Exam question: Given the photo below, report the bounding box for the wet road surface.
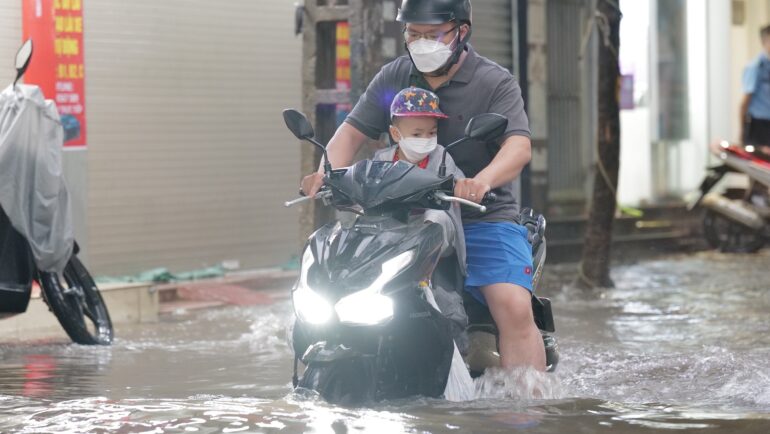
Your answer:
[1,251,769,433]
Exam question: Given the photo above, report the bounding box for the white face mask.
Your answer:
[395,128,438,162]
[407,31,458,73]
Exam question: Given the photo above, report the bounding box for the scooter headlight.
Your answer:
[335,291,394,325]
[293,247,333,325]
[334,250,414,325]
[293,286,333,325]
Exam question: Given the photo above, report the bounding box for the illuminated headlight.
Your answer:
[293,286,333,325]
[335,291,394,325]
[292,247,332,325]
[334,250,414,326]
[293,249,414,326]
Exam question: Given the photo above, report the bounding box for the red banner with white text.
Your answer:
[22,0,87,148]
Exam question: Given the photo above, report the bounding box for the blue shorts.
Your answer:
[464,222,533,306]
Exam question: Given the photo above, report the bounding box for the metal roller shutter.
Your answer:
[0,1,22,86]
[471,0,514,72]
[82,0,303,275]
[547,0,588,202]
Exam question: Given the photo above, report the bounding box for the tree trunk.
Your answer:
[577,0,622,289]
[298,1,383,245]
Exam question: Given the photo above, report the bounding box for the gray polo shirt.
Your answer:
[346,45,531,223]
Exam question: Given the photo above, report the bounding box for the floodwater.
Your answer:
[1,251,770,433]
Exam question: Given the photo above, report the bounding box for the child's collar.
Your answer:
[393,147,430,169]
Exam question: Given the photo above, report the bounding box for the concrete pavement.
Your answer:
[0,268,297,342]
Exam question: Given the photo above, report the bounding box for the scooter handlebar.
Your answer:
[286,189,493,210]
[284,190,331,208]
[434,192,487,213]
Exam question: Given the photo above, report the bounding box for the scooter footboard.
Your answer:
[532,297,555,333]
[464,292,556,334]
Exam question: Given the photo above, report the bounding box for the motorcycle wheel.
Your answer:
[703,209,765,253]
[298,358,377,405]
[39,255,113,345]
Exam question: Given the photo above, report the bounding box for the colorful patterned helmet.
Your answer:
[390,87,448,119]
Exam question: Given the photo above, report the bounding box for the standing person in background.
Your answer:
[741,25,770,150]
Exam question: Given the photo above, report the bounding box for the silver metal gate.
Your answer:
[547,0,596,205]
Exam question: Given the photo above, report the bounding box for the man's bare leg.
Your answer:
[481,283,546,371]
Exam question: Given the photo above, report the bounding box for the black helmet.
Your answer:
[397,0,472,26]
[397,0,472,77]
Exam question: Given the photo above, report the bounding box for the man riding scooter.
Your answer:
[301,0,545,371]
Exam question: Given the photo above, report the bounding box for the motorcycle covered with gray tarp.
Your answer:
[0,40,112,345]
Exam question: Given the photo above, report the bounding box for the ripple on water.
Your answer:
[2,252,770,432]
[557,342,770,411]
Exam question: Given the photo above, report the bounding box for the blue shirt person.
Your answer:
[743,55,770,120]
[741,25,770,146]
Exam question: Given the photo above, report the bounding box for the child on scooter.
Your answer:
[376,87,468,325]
[373,87,466,262]
[373,87,474,399]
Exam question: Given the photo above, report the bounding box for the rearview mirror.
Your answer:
[13,39,33,88]
[464,113,508,142]
[438,113,509,177]
[282,108,332,174]
[283,109,316,141]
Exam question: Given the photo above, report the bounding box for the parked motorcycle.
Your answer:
[283,109,558,405]
[690,140,770,253]
[0,40,113,345]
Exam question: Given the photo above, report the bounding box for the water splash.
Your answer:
[474,367,564,401]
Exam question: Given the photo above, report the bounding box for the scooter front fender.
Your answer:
[297,341,379,406]
[688,165,732,210]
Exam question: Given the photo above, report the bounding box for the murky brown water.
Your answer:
[1,251,770,433]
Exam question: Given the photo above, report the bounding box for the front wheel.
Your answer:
[39,255,113,345]
[297,358,378,405]
[702,209,765,253]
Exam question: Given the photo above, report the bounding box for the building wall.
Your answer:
[546,0,596,207]
[527,0,550,211]
[617,0,652,206]
[1,0,302,276]
[617,0,749,205]
[0,1,22,85]
[473,0,515,71]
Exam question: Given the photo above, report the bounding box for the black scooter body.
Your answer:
[291,160,465,404]
[0,207,35,316]
[285,110,557,405]
[304,216,443,300]
[291,160,559,404]
[293,283,454,404]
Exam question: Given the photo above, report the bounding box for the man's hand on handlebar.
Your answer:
[300,172,324,197]
[454,178,491,204]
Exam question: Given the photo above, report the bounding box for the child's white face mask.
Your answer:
[395,128,438,162]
